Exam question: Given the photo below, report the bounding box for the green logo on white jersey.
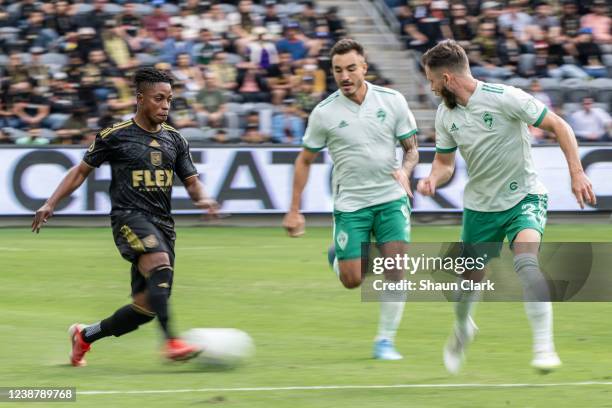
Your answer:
[509,181,518,191]
[376,108,386,123]
[450,123,459,132]
[483,112,494,129]
[338,120,349,128]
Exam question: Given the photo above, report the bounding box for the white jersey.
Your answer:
[303,82,418,212]
[435,81,548,212]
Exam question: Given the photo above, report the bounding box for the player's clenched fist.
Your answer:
[282,211,305,237]
[417,177,436,197]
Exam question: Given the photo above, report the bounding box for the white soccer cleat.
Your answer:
[443,316,478,375]
[373,339,403,360]
[531,351,562,373]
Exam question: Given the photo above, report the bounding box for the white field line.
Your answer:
[78,381,612,396]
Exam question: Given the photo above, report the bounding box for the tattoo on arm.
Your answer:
[400,136,419,177]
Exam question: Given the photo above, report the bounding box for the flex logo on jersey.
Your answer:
[338,120,349,128]
[482,112,494,129]
[376,108,386,123]
[450,123,459,132]
[132,169,174,188]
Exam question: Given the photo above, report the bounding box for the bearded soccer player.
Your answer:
[283,39,419,360]
[31,68,219,366]
[417,40,596,373]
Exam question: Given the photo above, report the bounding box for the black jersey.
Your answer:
[83,119,198,223]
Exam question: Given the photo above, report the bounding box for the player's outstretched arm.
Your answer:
[282,149,318,237]
[183,175,220,218]
[394,136,419,198]
[537,111,596,209]
[32,161,93,233]
[417,152,455,197]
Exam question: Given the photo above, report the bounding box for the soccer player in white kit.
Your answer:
[283,39,419,360]
[417,40,596,373]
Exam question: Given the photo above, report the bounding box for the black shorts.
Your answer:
[111,210,176,295]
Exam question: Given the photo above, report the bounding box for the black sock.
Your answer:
[146,266,174,339]
[82,304,155,343]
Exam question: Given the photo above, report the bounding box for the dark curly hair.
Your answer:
[134,67,173,93]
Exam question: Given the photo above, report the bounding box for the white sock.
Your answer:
[455,287,480,337]
[333,257,340,278]
[514,253,555,353]
[376,301,405,342]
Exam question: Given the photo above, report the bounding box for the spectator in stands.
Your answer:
[168,81,199,129]
[267,51,298,105]
[403,0,448,53]
[160,22,194,65]
[144,0,171,42]
[229,0,258,36]
[574,27,608,78]
[195,72,229,131]
[102,21,140,71]
[559,0,581,41]
[47,71,81,117]
[208,51,239,93]
[271,98,305,144]
[11,81,50,130]
[27,47,51,88]
[531,41,586,79]
[241,109,268,144]
[497,27,524,76]
[529,1,561,43]
[478,1,503,36]
[324,6,345,40]
[118,2,141,28]
[293,76,322,119]
[580,0,611,45]
[55,102,89,144]
[15,0,39,24]
[498,0,532,43]
[0,96,20,129]
[106,77,136,119]
[263,0,284,36]
[79,0,110,36]
[448,2,474,49]
[569,97,612,142]
[248,26,279,70]
[172,52,204,97]
[192,28,223,67]
[48,0,77,38]
[201,2,230,37]
[470,22,513,79]
[20,9,56,51]
[296,0,318,38]
[74,27,104,63]
[3,52,30,84]
[80,49,121,101]
[276,21,309,64]
[295,57,327,95]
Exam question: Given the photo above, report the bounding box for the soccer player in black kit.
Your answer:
[31,68,219,366]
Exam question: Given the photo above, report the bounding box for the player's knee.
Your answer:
[340,271,362,289]
[138,252,171,277]
[146,265,173,299]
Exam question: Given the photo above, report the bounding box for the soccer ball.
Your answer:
[182,328,255,368]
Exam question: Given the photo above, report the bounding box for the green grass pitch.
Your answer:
[2,225,612,407]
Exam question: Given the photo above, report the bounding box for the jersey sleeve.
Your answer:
[175,134,199,181]
[503,86,548,127]
[302,107,327,152]
[434,107,457,153]
[394,93,418,141]
[82,132,112,168]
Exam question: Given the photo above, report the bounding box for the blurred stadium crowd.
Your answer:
[0,0,610,145]
[391,0,612,143]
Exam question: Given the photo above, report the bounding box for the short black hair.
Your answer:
[134,67,173,93]
[330,38,364,60]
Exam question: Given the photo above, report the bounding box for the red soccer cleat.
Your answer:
[68,324,91,367]
[164,338,202,362]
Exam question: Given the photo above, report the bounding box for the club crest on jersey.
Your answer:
[151,151,162,166]
[482,112,494,129]
[336,230,349,251]
[376,108,386,123]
